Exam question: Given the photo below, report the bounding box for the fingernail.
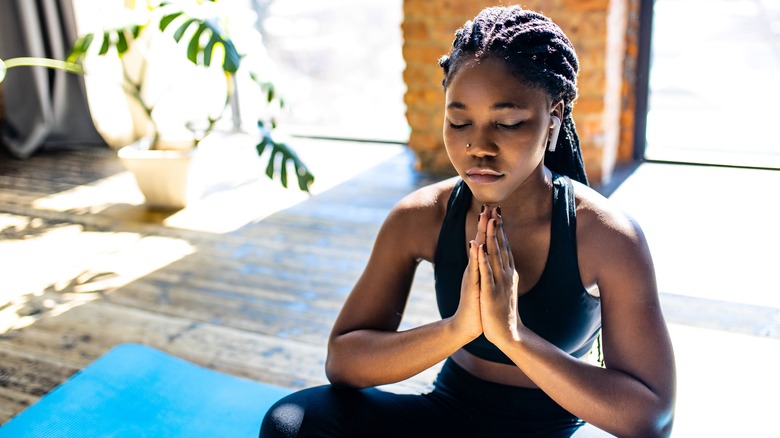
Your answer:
[480,244,487,254]
[496,206,502,217]
[480,204,486,214]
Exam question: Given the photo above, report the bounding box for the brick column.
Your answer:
[402,0,639,185]
[619,0,642,162]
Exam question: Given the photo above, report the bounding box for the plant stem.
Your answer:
[120,54,159,148]
[4,57,84,75]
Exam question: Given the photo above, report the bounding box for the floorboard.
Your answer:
[0,139,440,423]
[3,140,778,435]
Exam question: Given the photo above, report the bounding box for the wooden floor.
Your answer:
[2,140,780,436]
[0,139,441,423]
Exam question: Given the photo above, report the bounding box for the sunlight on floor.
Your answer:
[31,134,406,234]
[608,163,780,309]
[669,323,780,437]
[9,135,405,336]
[31,172,146,214]
[0,213,194,334]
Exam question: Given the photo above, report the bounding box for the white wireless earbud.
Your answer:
[547,115,561,152]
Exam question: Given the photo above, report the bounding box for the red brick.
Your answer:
[403,45,449,65]
[573,97,605,113]
[403,0,636,181]
[408,131,442,151]
[401,20,429,41]
[562,0,610,12]
[402,65,432,88]
[406,109,436,132]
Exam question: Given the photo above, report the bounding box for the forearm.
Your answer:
[500,328,673,438]
[326,317,472,388]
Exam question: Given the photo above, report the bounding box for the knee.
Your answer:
[259,397,306,438]
[259,385,342,438]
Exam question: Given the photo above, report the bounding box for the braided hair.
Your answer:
[439,6,588,186]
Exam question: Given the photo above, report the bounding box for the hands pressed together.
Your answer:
[454,205,523,348]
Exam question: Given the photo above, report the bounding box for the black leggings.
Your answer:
[260,358,611,437]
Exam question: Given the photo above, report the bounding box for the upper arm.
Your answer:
[329,184,447,340]
[581,199,676,406]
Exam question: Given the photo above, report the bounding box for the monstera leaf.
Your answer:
[68,25,142,62]
[256,123,314,192]
[68,13,239,74]
[160,12,240,73]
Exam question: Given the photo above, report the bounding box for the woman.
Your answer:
[261,6,675,437]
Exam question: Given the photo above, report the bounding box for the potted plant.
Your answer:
[66,0,313,209]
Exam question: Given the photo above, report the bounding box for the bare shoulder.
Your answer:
[570,180,652,284]
[394,177,457,213]
[382,176,460,262]
[571,181,644,242]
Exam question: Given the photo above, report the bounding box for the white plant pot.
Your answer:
[117,139,199,209]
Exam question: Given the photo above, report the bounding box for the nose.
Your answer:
[467,131,498,158]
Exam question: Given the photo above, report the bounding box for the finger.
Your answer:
[475,205,489,247]
[467,240,480,285]
[502,224,514,271]
[493,208,512,270]
[478,243,494,292]
[486,217,504,269]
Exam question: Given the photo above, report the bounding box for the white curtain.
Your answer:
[0,0,104,158]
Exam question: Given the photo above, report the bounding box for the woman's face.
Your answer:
[443,56,556,204]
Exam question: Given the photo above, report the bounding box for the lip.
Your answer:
[466,167,504,184]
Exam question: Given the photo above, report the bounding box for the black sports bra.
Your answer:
[434,173,601,364]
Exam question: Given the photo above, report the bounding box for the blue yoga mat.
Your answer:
[0,343,292,437]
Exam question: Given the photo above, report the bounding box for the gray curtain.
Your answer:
[0,0,104,158]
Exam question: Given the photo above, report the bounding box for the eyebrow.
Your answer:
[446,101,527,110]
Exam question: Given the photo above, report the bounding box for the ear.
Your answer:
[547,100,565,153]
[550,100,564,121]
[547,115,561,152]
[546,100,565,152]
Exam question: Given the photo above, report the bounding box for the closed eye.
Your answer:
[496,121,524,129]
[448,121,471,129]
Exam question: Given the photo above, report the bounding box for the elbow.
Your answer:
[647,394,675,438]
[623,380,675,438]
[627,421,671,438]
[652,409,675,438]
[624,405,675,438]
[603,394,674,438]
[630,419,673,438]
[325,354,369,389]
[325,341,369,389]
[324,353,349,387]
